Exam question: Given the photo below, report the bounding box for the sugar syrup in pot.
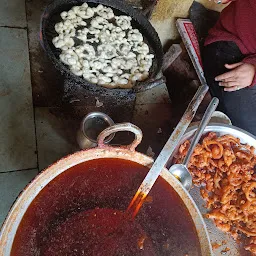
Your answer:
[0,123,212,255]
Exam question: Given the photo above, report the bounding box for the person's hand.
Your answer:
[215,62,256,92]
[210,0,231,4]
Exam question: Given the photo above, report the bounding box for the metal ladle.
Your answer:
[169,97,219,190]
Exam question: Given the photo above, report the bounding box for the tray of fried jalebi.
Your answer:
[170,124,256,256]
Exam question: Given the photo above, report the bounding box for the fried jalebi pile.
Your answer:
[174,132,256,254]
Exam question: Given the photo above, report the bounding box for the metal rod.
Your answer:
[183,97,219,166]
[127,84,209,217]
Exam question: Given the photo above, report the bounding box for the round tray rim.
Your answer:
[187,123,256,141]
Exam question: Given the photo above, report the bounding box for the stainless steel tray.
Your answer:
[168,124,256,256]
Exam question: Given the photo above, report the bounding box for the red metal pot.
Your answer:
[0,123,212,255]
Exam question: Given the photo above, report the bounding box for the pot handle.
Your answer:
[97,123,143,151]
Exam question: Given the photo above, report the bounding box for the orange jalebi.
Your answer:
[174,132,256,254]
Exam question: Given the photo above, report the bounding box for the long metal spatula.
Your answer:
[127,84,209,218]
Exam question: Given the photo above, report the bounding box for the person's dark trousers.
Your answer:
[202,41,256,136]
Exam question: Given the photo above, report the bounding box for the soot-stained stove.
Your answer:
[63,77,136,110]
[30,43,136,124]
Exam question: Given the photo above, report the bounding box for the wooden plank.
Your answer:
[162,44,182,72]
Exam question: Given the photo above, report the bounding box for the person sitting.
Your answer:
[203,0,256,135]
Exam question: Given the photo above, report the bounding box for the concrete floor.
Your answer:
[0,0,175,227]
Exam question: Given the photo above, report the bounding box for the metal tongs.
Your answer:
[127,84,210,217]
